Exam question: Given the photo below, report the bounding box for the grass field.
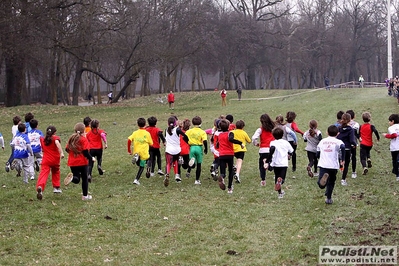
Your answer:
[0,88,398,265]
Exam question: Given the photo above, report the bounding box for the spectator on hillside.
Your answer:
[324,76,330,90]
[107,91,113,104]
[236,87,242,100]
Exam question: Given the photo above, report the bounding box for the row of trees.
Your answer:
[0,0,398,106]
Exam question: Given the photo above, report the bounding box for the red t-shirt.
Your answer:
[146,126,162,149]
[86,128,105,149]
[217,131,234,156]
[66,136,90,167]
[168,93,175,103]
[260,129,274,148]
[180,130,190,155]
[40,136,61,166]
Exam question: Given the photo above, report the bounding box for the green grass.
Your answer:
[0,88,398,265]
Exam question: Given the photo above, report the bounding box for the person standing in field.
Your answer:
[236,87,242,100]
[220,88,227,106]
[107,91,113,104]
[64,123,96,200]
[167,91,175,109]
[359,75,364,88]
[36,126,64,200]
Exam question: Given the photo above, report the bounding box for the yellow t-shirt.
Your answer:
[185,126,207,146]
[127,128,153,160]
[232,129,251,152]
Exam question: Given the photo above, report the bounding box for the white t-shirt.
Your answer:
[269,139,293,167]
[388,124,399,151]
[165,127,181,155]
[317,136,344,169]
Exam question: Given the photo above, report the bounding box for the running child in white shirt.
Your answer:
[263,127,293,199]
[316,125,345,204]
[382,114,399,181]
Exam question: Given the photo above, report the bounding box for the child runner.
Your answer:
[337,113,357,186]
[226,114,236,131]
[24,112,34,133]
[346,110,360,179]
[334,110,344,127]
[285,111,304,173]
[303,119,322,177]
[359,112,380,175]
[167,91,175,109]
[86,119,108,182]
[178,118,192,178]
[36,126,65,200]
[83,116,92,133]
[231,120,251,183]
[382,114,399,181]
[220,88,227,106]
[164,116,189,186]
[127,118,153,185]
[316,125,345,204]
[11,123,34,183]
[28,119,44,173]
[185,116,208,185]
[263,127,294,199]
[64,123,96,200]
[217,119,243,194]
[146,116,166,178]
[275,115,298,147]
[251,113,275,186]
[5,116,21,174]
[209,119,221,180]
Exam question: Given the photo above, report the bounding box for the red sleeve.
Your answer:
[127,139,132,153]
[385,133,397,139]
[291,122,304,135]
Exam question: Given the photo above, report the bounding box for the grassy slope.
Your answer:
[0,88,398,266]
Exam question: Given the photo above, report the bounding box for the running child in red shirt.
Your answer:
[359,112,380,175]
[36,126,64,200]
[217,119,244,194]
[64,123,96,200]
[86,119,108,182]
[146,116,166,178]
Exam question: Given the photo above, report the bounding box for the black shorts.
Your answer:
[234,151,245,160]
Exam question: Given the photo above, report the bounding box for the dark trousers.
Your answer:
[288,141,297,171]
[148,147,162,172]
[258,153,269,181]
[307,151,318,172]
[70,165,89,196]
[391,151,399,177]
[89,148,103,175]
[341,149,351,180]
[219,155,234,189]
[359,144,372,168]
[351,147,357,173]
[318,167,338,199]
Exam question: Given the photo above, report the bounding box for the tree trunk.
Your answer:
[72,60,83,105]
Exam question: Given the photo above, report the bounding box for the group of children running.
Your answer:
[5,108,395,205]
